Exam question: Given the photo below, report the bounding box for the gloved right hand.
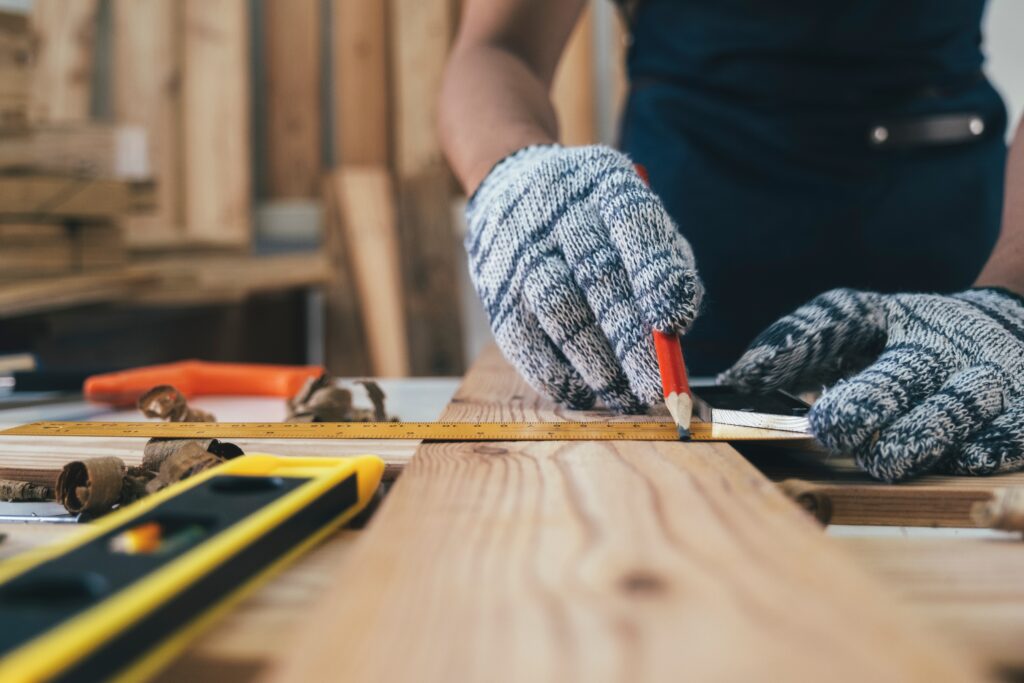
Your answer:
[465,144,703,413]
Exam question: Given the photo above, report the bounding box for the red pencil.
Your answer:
[652,330,693,440]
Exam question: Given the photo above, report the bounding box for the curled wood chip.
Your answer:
[286,374,396,422]
[0,479,52,502]
[57,457,126,514]
[143,438,243,472]
[971,488,1024,532]
[138,384,215,422]
[145,441,224,494]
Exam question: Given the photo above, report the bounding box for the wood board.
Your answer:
[27,0,98,124]
[181,0,251,246]
[839,536,1024,675]
[0,434,417,488]
[272,344,982,681]
[112,0,184,247]
[0,175,155,219]
[327,167,409,376]
[0,124,148,178]
[263,0,322,198]
[0,11,32,128]
[742,444,1024,528]
[331,0,389,166]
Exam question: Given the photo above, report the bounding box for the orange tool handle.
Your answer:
[84,360,325,407]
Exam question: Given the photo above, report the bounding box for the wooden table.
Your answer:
[2,347,1023,680]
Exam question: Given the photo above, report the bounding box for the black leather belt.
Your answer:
[868,112,989,149]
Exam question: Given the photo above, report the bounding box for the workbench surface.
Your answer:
[1,365,1022,680]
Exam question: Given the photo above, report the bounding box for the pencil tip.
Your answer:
[677,425,691,441]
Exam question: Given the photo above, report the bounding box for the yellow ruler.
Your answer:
[0,420,812,442]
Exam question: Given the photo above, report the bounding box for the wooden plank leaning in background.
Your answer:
[112,0,183,247]
[181,0,251,247]
[389,0,464,375]
[0,11,30,128]
[27,0,98,124]
[328,167,410,376]
[331,0,390,166]
[274,344,982,682]
[263,0,322,199]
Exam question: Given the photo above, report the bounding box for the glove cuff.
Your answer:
[969,286,1024,309]
[467,144,563,217]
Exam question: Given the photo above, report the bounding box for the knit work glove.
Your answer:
[466,145,703,413]
[720,288,1024,482]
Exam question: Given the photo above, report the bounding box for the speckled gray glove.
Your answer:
[466,144,703,413]
[720,288,1024,482]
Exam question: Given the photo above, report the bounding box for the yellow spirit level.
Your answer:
[0,453,384,683]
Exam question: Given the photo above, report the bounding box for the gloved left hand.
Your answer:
[719,287,1024,482]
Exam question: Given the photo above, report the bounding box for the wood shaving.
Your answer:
[0,479,52,502]
[137,384,215,422]
[286,374,397,422]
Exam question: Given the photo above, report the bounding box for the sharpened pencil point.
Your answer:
[676,425,691,441]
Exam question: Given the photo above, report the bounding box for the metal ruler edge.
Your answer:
[0,420,814,442]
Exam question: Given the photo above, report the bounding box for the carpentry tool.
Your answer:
[0,419,814,442]
[633,164,694,441]
[0,453,384,683]
[693,385,811,433]
[84,360,325,407]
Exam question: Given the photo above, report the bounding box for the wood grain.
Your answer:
[0,270,154,318]
[0,124,148,178]
[0,435,416,488]
[263,0,322,198]
[744,445,1024,527]
[0,11,33,127]
[389,0,464,375]
[840,537,1024,675]
[0,175,155,219]
[112,0,184,247]
[181,0,251,246]
[331,0,389,165]
[328,167,409,376]
[274,345,982,681]
[27,0,98,124]
[322,172,372,375]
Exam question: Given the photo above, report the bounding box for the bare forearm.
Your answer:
[976,118,1024,295]
[440,45,558,194]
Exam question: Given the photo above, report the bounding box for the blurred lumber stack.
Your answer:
[7,0,622,374]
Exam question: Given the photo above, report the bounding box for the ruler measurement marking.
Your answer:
[0,421,812,442]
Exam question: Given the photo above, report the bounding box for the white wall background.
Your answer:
[984,0,1024,134]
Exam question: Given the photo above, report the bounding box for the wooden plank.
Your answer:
[322,173,372,376]
[0,434,414,489]
[27,0,98,124]
[551,3,596,146]
[263,0,322,198]
[0,124,149,177]
[742,445,1024,528]
[331,0,389,165]
[181,0,252,246]
[273,344,982,681]
[0,270,155,318]
[840,537,1024,675]
[0,176,155,219]
[0,11,31,128]
[328,167,409,376]
[112,0,184,247]
[389,0,463,375]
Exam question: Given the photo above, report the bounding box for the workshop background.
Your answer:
[0,0,1022,382]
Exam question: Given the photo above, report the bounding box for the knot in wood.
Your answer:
[473,445,508,456]
[619,570,668,597]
